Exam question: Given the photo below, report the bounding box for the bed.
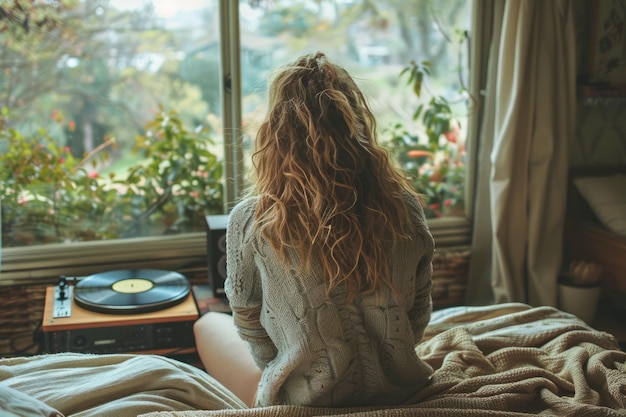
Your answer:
[1,302,625,417]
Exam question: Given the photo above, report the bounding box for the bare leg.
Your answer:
[193,312,262,407]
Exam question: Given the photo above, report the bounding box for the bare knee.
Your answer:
[194,312,231,339]
[195,312,233,360]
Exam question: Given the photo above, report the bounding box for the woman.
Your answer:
[194,52,434,408]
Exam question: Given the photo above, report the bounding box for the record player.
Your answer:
[42,269,199,355]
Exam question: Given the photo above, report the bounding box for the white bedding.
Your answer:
[0,353,244,417]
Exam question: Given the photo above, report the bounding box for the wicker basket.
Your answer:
[431,246,471,310]
[0,284,47,356]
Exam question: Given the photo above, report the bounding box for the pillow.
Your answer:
[573,174,626,237]
[0,384,64,417]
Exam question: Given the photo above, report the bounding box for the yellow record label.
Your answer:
[112,278,154,294]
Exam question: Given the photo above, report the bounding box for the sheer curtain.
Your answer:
[465,0,577,307]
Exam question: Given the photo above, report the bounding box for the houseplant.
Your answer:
[558,260,603,324]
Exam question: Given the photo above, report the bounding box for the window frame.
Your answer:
[1,218,472,286]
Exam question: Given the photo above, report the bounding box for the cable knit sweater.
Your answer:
[224,193,435,408]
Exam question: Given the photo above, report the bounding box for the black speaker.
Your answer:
[205,214,229,296]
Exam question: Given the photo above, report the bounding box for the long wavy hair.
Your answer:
[252,52,422,301]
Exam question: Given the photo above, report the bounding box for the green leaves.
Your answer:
[400,60,432,98]
[422,95,452,147]
[386,59,467,219]
[124,106,224,233]
[0,105,224,247]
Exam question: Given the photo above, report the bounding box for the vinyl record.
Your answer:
[74,269,191,314]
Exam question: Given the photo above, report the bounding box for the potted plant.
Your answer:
[558,260,603,324]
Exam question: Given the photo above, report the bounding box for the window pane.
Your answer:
[1,1,224,248]
[239,0,472,219]
[1,0,472,253]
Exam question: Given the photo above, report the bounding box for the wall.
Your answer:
[573,0,626,167]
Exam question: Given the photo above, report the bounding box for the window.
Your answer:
[237,0,473,224]
[0,0,472,284]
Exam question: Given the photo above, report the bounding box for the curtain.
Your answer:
[465,0,577,307]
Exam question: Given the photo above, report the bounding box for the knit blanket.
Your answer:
[1,303,625,417]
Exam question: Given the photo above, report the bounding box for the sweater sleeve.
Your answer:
[405,194,435,345]
[408,246,433,344]
[224,199,278,369]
